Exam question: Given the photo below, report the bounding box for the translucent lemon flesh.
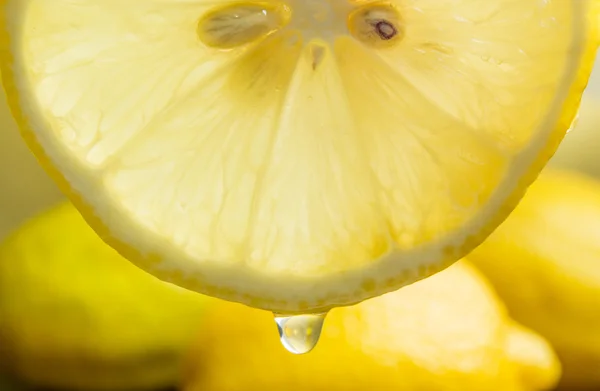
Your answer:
[0,0,597,312]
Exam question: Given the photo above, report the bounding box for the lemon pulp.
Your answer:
[0,0,598,312]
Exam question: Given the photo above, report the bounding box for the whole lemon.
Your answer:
[470,169,600,390]
[0,82,63,239]
[0,201,208,391]
[184,261,559,391]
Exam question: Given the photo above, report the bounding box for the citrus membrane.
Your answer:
[0,0,598,314]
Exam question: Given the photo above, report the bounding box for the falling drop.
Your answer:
[274,312,327,354]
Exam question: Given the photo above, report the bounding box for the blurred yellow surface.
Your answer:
[470,169,600,391]
[549,99,600,176]
[184,261,559,391]
[550,57,600,176]
[0,83,63,240]
[0,202,207,391]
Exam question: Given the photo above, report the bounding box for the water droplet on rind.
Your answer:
[273,312,327,354]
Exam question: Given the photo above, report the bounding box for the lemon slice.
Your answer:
[0,0,598,313]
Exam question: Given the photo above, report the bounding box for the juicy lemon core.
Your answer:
[0,0,598,313]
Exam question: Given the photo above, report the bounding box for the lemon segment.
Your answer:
[0,0,598,312]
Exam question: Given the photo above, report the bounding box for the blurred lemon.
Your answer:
[470,169,600,390]
[184,261,559,391]
[0,201,208,391]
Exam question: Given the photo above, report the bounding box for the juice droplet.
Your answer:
[273,312,327,354]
